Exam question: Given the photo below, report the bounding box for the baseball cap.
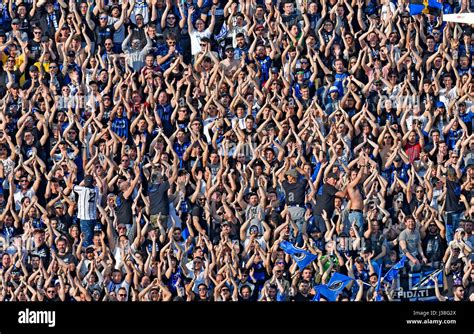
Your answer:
[466,159,474,169]
[67,50,75,57]
[225,44,234,51]
[436,101,445,108]
[255,24,264,30]
[29,65,39,72]
[285,169,298,178]
[271,67,279,73]
[309,226,321,234]
[355,256,364,263]
[54,201,63,208]
[11,18,20,25]
[329,86,339,93]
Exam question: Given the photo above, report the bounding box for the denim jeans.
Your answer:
[444,211,462,243]
[80,219,97,247]
[348,211,364,231]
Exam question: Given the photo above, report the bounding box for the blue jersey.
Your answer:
[382,163,410,185]
[111,116,130,139]
[155,103,173,136]
[256,55,272,84]
[334,72,348,96]
[446,128,463,150]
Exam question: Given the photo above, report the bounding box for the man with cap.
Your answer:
[324,86,341,116]
[21,65,41,90]
[219,44,240,76]
[61,50,80,76]
[6,18,27,42]
[313,171,346,234]
[292,66,317,100]
[148,167,171,229]
[51,200,73,236]
[280,168,309,237]
[66,174,100,247]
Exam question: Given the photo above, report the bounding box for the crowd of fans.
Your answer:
[0,0,473,303]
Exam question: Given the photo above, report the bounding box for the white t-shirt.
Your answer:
[189,29,212,56]
[14,188,35,211]
[73,185,100,220]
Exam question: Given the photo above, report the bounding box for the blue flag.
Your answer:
[279,240,318,269]
[311,289,321,302]
[382,256,407,283]
[412,268,444,289]
[374,264,383,301]
[316,273,354,301]
[409,0,442,16]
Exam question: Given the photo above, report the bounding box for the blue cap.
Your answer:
[329,86,339,93]
[436,101,445,108]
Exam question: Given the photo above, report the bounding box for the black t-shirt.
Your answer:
[57,252,77,266]
[313,183,338,216]
[282,179,307,206]
[446,270,464,297]
[446,180,464,213]
[55,213,74,235]
[28,40,42,61]
[148,178,170,216]
[408,198,423,215]
[291,292,312,301]
[422,233,445,263]
[31,242,51,267]
[96,25,116,47]
[191,205,206,235]
[115,193,133,225]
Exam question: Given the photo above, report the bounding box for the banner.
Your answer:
[392,269,444,301]
[442,13,474,24]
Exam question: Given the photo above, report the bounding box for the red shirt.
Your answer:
[404,142,421,163]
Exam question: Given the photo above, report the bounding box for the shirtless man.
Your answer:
[346,159,368,231]
[219,45,240,77]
